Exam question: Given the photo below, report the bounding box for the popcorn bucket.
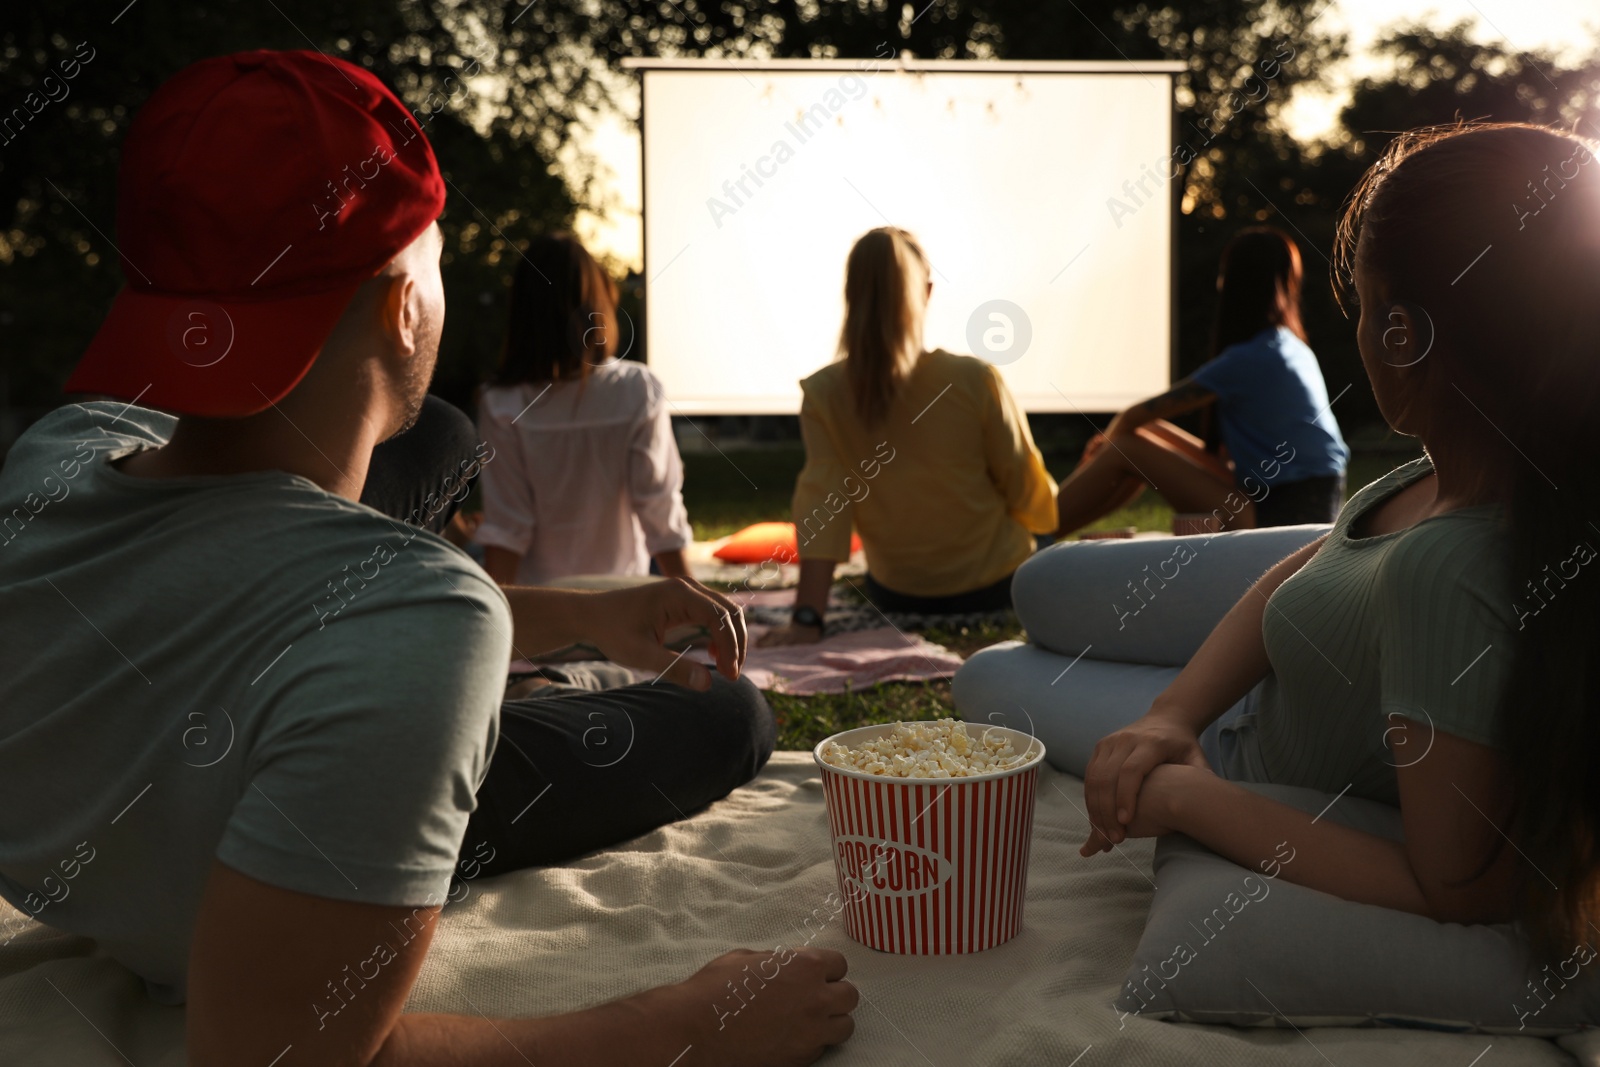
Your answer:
[812,722,1046,954]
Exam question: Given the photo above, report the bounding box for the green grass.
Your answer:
[766,617,1030,749]
[682,445,810,542]
[1070,491,1174,536]
[681,442,1186,542]
[685,440,1421,749]
[768,682,962,752]
[685,442,1421,544]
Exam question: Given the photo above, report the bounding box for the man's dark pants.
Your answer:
[361,396,776,877]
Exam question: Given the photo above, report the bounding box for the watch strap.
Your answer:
[792,605,825,629]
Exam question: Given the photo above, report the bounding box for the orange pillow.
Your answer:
[712,521,862,564]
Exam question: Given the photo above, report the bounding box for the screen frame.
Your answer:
[622,56,1187,415]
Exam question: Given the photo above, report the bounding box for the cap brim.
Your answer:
[66,283,364,418]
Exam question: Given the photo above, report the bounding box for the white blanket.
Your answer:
[0,754,1576,1065]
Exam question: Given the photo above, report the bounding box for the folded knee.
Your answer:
[699,674,776,769]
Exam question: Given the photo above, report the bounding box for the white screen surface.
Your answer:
[638,63,1176,414]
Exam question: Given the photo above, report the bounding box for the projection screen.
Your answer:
[624,58,1184,414]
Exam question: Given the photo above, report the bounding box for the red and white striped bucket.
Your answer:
[812,721,1045,954]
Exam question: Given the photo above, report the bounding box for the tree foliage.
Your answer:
[1,1,604,409]
[1343,23,1600,157]
[1,3,1597,437]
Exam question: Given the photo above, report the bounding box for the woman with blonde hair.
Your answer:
[763,227,1058,645]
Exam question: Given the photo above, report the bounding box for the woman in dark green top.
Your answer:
[1078,122,1600,960]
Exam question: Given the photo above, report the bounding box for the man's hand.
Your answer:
[657,948,857,1067]
[573,578,746,690]
[1080,713,1210,852]
[757,623,823,648]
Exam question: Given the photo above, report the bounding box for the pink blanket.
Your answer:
[508,589,966,695]
[687,623,964,695]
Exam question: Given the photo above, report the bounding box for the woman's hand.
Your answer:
[758,623,824,648]
[445,510,482,547]
[759,560,838,649]
[1075,432,1110,470]
[1079,762,1207,856]
[1081,713,1211,851]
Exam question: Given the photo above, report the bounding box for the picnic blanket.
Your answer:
[736,587,1015,638]
[0,754,1582,1066]
[693,624,964,694]
[513,626,964,696]
[703,589,967,693]
[511,586,973,695]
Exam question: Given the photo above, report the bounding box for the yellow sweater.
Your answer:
[792,349,1058,597]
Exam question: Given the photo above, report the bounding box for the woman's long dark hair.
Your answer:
[1209,226,1308,357]
[492,233,618,387]
[1334,123,1600,958]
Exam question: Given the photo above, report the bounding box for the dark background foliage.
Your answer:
[2,2,1597,443]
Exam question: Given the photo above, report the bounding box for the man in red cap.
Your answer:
[0,50,854,1065]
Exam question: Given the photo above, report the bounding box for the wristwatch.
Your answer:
[792,605,825,631]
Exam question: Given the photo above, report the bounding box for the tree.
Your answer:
[1342,23,1600,158]
[35,1,1598,441]
[0,1,607,413]
[1307,26,1600,434]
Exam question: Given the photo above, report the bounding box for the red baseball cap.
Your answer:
[66,50,446,417]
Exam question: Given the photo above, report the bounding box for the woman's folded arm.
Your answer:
[1144,722,1518,924]
[1082,535,1329,849]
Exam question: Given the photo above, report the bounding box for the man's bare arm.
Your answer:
[187,862,855,1067]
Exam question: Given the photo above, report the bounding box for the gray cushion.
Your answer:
[1012,525,1328,666]
[1120,781,1600,1034]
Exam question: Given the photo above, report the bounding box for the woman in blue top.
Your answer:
[1054,226,1349,536]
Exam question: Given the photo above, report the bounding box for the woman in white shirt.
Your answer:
[475,234,693,585]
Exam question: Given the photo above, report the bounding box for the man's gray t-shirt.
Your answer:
[0,402,511,1003]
